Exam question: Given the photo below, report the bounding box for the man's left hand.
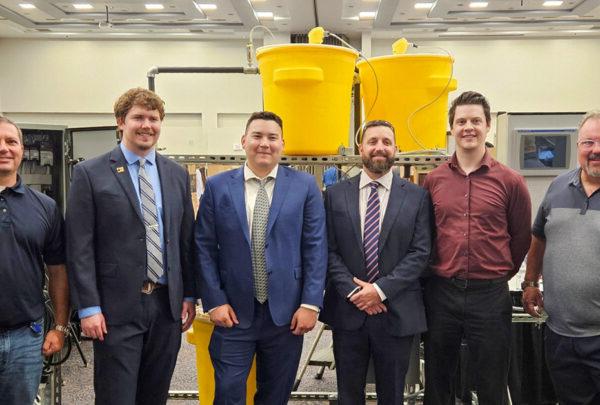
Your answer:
[181,301,196,332]
[42,330,65,356]
[350,277,383,311]
[290,307,318,336]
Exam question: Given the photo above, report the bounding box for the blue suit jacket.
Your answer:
[195,165,327,328]
[320,173,431,337]
[66,147,196,325]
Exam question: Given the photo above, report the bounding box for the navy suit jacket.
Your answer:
[66,146,195,325]
[320,173,431,337]
[195,165,327,329]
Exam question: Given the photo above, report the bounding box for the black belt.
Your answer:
[436,275,508,290]
[0,321,31,333]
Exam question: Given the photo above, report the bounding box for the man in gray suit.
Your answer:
[320,120,431,404]
[66,88,196,405]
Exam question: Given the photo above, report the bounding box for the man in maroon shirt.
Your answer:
[423,91,531,405]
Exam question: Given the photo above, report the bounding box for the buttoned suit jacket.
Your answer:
[66,146,196,325]
[195,165,327,328]
[320,173,431,337]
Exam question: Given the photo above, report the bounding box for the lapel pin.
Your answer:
[116,166,125,173]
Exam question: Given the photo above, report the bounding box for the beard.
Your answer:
[584,153,600,177]
[362,153,395,174]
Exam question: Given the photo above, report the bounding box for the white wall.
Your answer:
[1,36,599,154]
[0,38,263,154]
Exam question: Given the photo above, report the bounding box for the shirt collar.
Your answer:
[244,163,278,182]
[1,175,25,195]
[569,168,583,188]
[359,169,393,191]
[119,142,156,166]
[449,150,494,172]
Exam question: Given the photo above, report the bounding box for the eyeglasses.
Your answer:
[577,139,600,150]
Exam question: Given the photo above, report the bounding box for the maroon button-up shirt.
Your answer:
[423,152,531,279]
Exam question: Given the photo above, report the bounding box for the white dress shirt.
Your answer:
[359,170,394,301]
[244,163,278,232]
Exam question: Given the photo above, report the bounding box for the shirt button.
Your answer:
[464,194,468,198]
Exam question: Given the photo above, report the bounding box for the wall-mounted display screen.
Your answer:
[517,129,575,171]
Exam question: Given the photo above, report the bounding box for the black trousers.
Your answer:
[93,288,182,405]
[545,326,600,405]
[332,313,413,405]
[423,276,512,405]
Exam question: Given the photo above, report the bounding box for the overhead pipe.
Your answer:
[146,66,259,91]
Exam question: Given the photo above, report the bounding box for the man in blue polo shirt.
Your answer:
[523,110,600,404]
[0,116,69,405]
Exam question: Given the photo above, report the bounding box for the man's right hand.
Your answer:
[363,302,387,316]
[209,304,239,328]
[522,287,544,318]
[81,313,108,341]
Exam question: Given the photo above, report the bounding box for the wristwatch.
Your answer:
[521,280,539,290]
[54,324,70,336]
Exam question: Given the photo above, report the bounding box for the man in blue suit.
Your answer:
[320,120,431,404]
[66,88,196,405]
[196,111,327,405]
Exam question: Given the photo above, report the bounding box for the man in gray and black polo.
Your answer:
[523,110,600,404]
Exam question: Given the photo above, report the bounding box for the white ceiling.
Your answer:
[0,0,599,40]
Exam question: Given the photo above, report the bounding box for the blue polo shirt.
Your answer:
[0,177,65,327]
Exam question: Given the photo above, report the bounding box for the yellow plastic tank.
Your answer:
[187,313,257,404]
[256,42,358,155]
[357,48,457,152]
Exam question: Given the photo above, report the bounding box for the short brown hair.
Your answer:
[245,111,283,133]
[114,88,165,123]
[361,120,395,143]
[448,91,491,128]
[0,115,23,144]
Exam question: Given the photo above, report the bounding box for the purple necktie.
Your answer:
[364,181,380,282]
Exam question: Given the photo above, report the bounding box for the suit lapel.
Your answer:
[345,175,363,257]
[156,154,171,236]
[379,175,407,249]
[109,147,143,223]
[266,166,290,237]
[228,167,251,248]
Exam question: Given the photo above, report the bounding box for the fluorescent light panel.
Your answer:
[543,0,563,6]
[145,4,164,10]
[469,1,489,8]
[414,2,434,9]
[359,11,377,19]
[19,3,36,9]
[73,3,93,9]
[256,11,273,19]
[196,3,217,10]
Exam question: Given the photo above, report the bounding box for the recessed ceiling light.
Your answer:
[469,1,488,8]
[145,4,164,10]
[73,3,93,9]
[414,2,434,9]
[256,11,274,19]
[543,0,563,6]
[359,11,377,19]
[19,3,36,9]
[196,3,217,10]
